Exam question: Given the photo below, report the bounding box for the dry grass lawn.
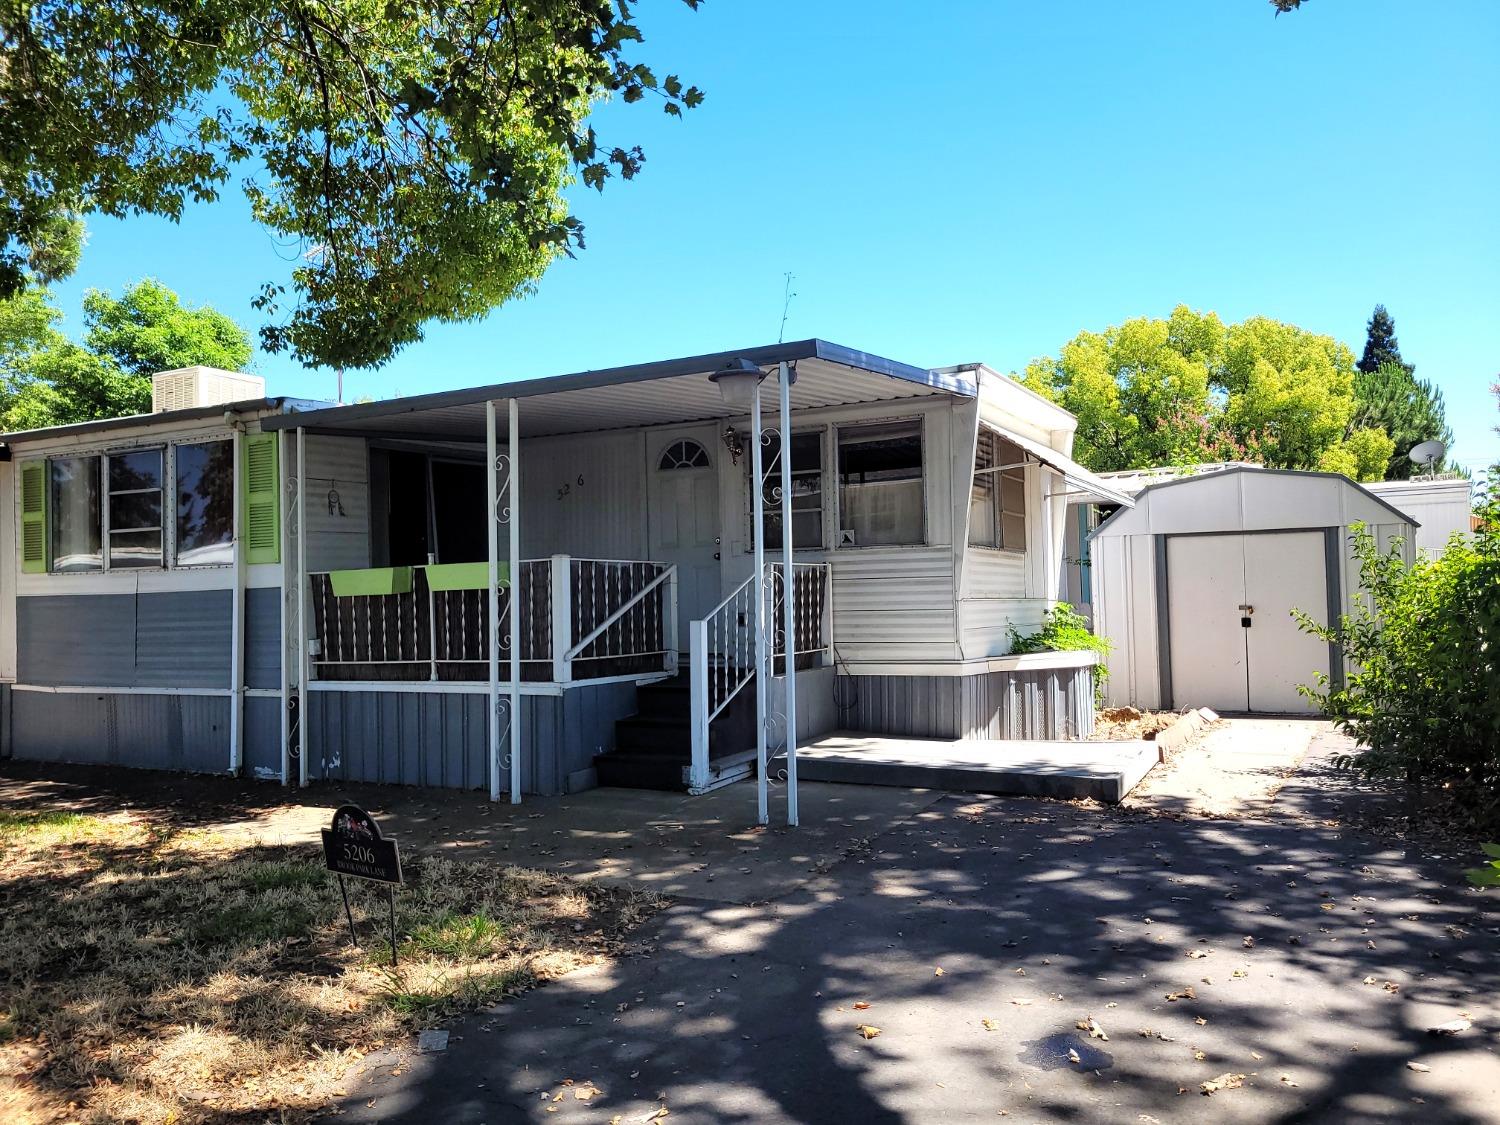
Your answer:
[0,807,663,1123]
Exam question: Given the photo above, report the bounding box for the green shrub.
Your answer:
[1008,602,1111,697]
[1295,471,1500,826]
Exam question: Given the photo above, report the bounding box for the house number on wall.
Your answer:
[557,474,585,500]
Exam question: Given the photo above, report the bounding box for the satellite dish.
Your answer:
[1409,439,1446,475]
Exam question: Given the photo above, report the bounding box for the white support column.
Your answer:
[278,429,291,785]
[508,398,523,804]
[550,555,571,684]
[750,378,769,826]
[486,401,502,801]
[295,426,310,787]
[778,360,799,827]
[228,427,245,774]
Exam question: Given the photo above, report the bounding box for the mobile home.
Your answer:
[0,341,1130,797]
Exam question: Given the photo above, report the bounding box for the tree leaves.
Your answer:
[0,0,705,371]
[1020,305,1395,481]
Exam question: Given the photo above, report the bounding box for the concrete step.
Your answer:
[794,731,1158,804]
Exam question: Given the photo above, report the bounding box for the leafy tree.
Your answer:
[1021,305,1393,480]
[83,279,251,379]
[1351,361,1454,479]
[0,279,252,430]
[1296,473,1500,829]
[0,2,704,371]
[1357,304,1414,376]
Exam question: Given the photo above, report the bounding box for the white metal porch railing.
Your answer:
[688,561,832,792]
[307,557,676,685]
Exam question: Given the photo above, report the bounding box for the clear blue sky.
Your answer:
[47,0,1500,472]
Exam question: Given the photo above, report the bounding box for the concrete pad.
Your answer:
[795,730,1157,803]
[1125,716,1324,817]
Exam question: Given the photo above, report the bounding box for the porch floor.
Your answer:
[794,730,1158,804]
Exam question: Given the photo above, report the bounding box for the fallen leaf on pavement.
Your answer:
[934,967,945,977]
[1363,976,1379,986]
[852,1002,871,1010]
[1428,1019,1471,1036]
[1201,1073,1246,1095]
[1407,1062,1432,1073]
[982,1018,999,1031]
[1067,1047,1081,1065]
[857,1024,882,1040]
[1280,1075,1299,1087]
[1187,950,1209,959]
[1193,1048,1207,1061]
[1242,936,1255,949]
[1165,987,1197,1002]
[1075,1016,1109,1041]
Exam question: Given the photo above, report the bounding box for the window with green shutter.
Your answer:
[242,432,280,564]
[19,460,47,573]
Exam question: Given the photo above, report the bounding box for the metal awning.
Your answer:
[261,339,975,441]
[982,421,1135,507]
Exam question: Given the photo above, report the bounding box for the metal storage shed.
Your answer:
[1090,468,1418,714]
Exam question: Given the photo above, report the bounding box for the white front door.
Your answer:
[646,429,721,657]
[1166,531,1329,714]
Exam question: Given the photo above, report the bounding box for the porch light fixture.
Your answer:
[708,357,766,409]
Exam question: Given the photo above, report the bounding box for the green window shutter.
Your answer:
[19,460,47,573]
[242,433,280,564]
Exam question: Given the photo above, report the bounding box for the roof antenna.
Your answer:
[778,272,797,343]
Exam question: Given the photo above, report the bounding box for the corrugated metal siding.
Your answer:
[11,690,229,771]
[243,696,282,780]
[135,591,232,687]
[304,682,639,794]
[245,587,281,689]
[830,547,959,662]
[18,591,234,688]
[958,597,1050,660]
[844,667,1095,741]
[305,435,370,570]
[519,431,648,559]
[963,549,1027,598]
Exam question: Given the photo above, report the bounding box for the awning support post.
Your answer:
[777,361,799,827]
[750,375,768,827]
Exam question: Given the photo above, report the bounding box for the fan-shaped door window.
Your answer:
[658,439,711,471]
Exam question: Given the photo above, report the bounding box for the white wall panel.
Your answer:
[304,435,370,570]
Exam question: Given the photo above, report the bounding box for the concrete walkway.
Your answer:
[1124,717,1322,817]
[338,726,1500,1124]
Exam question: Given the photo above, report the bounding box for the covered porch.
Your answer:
[264,341,965,811]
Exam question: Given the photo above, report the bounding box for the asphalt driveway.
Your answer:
[340,730,1500,1124]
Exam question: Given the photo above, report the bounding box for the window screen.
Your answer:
[175,439,234,566]
[107,448,163,568]
[837,420,924,546]
[969,430,1027,550]
[760,431,824,549]
[49,455,101,572]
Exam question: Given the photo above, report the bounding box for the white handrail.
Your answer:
[564,564,676,661]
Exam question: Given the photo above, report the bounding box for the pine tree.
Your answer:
[1358,304,1415,376]
[1351,361,1453,479]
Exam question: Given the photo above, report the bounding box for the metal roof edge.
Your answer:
[0,396,329,446]
[263,339,971,432]
[1089,465,1422,537]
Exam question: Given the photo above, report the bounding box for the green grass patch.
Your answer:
[244,860,327,891]
[0,809,98,842]
[404,910,509,959]
[195,902,316,945]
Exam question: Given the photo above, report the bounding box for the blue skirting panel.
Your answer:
[244,696,283,780]
[304,680,638,795]
[11,690,231,772]
[17,589,281,689]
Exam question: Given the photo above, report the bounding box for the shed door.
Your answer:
[646,429,721,657]
[1166,532,1328,714]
